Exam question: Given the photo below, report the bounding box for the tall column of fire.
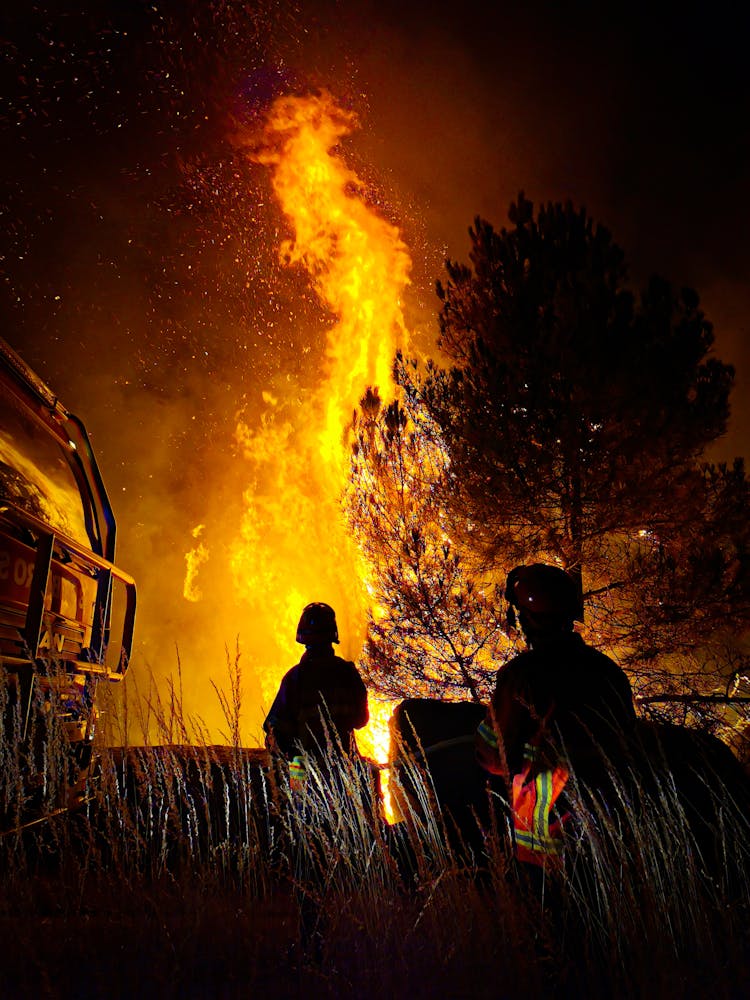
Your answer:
[208,91,411,762]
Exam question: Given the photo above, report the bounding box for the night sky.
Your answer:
[2,0,748,739]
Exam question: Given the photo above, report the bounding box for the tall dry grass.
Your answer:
[0,653,748,999]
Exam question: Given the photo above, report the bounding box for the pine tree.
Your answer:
[348,195,750,723]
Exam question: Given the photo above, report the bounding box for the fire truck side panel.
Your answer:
[0,336,136,826]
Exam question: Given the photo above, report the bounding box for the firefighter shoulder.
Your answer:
[477,563,636,868]
[263,602,369,771]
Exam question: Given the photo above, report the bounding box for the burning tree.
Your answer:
[347,387,506,702]
[349,194,750,722]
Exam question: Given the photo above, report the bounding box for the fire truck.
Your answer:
[0,337,136,826]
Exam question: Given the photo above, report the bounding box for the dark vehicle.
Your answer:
[0,337,135,826]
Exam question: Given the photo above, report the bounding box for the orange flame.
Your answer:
[253,91,410,488]
[184,524,209,603]
[188,91,411,773]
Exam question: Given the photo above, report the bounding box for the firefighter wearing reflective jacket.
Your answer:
[263,602,369,787]
[476,564,636,870]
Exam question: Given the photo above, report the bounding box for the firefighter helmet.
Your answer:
[296,602,340,645]
[505,564,584,627]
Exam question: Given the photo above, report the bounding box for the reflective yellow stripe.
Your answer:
[515,828,565,855]
[512,763,569,860]
[477,719,499,750]
[289,755,307,783]
[535,770,553,842]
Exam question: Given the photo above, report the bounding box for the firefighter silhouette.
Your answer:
[263,602,369,767]
[263,602,372,962]
[476,564,636,870]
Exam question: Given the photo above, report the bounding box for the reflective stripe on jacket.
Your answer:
[477,718,499,750]
[475,715,507,776]
[289,755,308,791]
[511,744,570,868]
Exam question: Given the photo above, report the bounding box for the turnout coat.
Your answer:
[263,646,369,759]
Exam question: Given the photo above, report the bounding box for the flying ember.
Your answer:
[187,91,411,768]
